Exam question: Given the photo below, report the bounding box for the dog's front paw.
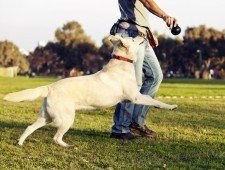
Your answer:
[18,141,23,146]
[169,105,178,110]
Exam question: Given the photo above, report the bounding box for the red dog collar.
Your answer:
[112,55,133,63]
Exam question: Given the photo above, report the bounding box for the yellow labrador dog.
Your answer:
[4,34,177,147]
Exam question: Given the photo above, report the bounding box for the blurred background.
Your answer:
[0,0,224,79]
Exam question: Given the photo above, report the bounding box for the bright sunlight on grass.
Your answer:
[0,77,224,169]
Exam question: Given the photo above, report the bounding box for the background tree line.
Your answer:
[154,25,225,79]
[0,21,224,79]
[0,41,29,74]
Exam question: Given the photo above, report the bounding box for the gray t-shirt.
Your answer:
[118,0,149,27]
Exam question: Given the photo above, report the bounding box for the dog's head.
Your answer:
[108,34,144,62]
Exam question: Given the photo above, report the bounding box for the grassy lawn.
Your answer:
[0,77,224,169]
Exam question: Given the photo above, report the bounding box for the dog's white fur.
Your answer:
[4,34,177,147]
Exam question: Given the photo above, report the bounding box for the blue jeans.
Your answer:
[111,29,163,133]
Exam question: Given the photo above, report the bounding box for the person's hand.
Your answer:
[162,15,178,30]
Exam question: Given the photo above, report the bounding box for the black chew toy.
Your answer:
[171,25,181,35]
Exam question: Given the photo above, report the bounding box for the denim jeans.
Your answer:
[111,29,163,133]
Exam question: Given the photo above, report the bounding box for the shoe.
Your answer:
[110,132,136,141]
[130,123,157,139]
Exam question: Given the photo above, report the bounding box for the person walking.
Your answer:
[110,0,178,140]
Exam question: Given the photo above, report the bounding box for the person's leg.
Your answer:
[111,102,134,133]
[134,41,145,89]
[111,30,145,135]
[132,42,163,127]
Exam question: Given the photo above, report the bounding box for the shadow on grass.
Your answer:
[153,106,225,130]
[0,120,225,169]
[0,120,110,139]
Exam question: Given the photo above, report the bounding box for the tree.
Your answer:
[154,25,225,78]
[28,21,103,76]
[0,40,29,74]
[28,42,66,76]
[55,21,102,74]
[55,21,94,46]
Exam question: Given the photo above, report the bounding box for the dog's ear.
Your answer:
[108,35,119,45]
[108,35,129,48]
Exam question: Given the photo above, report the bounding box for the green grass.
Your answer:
[0,77,225,169]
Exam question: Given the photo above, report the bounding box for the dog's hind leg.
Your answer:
[49,102,75,147]
[53,111,75,147]
[18,99,52,146]
[18,117,50,146]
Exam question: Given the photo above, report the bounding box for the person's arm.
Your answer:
[139,0,178,29]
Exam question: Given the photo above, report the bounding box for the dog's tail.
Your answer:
[3,86,49,102]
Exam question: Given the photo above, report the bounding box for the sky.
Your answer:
[0,0,224,51]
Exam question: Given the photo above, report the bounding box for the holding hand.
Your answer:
[162,15,178,30]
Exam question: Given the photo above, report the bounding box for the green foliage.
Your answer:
[0,41,29,74]
[185,25,224,42]
[55,21,94,46]
[28,21,103,76]
[28,42,67,76]
[155,25,225,78]
[26,22,225,78]
[0,77,224,169]
[184,25,225,58]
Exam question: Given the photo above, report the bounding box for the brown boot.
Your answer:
[130,123,157,139]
